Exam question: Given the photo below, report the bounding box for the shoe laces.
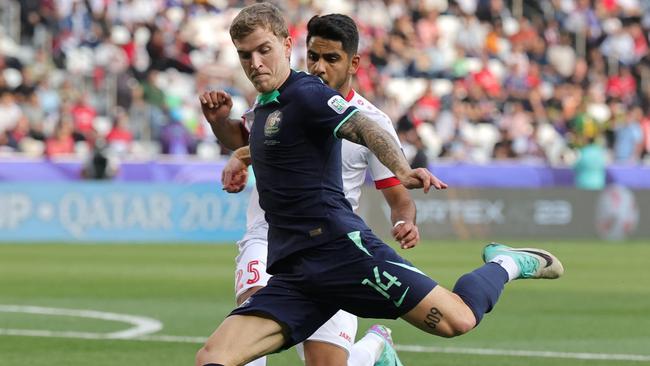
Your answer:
[516,253,540,277]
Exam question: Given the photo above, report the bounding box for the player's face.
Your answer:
[306,36,359,92]
[234,27,292,93]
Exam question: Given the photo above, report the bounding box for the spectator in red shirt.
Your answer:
[510,17,538,49]
[410,82,440,128]
[473,54,501,98]
[70,93,97,138]
[106,108,133,155]
[45,118,76,157]
[607,65,637,101]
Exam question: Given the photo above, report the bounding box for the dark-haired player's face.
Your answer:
[234,27,292,93]
[306,36,358,92]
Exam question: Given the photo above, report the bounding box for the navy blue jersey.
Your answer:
[249,70,371,273]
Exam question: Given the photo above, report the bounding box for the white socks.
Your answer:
[347,333,385,366]
[490,255,520,282]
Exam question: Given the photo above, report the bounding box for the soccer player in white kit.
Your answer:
[202,13,427,366]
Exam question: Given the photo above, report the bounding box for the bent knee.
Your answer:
[419,308,476,338]
[437,317,475,338]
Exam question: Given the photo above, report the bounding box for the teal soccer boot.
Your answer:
[482,243,564,279]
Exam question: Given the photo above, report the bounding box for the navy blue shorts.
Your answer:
[229,230,438,349]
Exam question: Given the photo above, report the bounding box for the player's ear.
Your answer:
[349,54,360,75]
[283,36,293,60]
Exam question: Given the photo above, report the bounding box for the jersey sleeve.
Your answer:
[366,112,403,188]
[297,80,359,137]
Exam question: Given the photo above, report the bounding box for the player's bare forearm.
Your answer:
[199,90,247,150]
[337,112,411,179]
[208,119,247,151]
[232,145,252,166]
[382,185,416,225]
[383,184,420,249]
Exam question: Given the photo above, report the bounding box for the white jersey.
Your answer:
[242,186,269,242]
[237,90,401,243]
[341,90,402,211]
[239,103,269,244]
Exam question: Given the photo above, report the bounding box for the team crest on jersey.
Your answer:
[327,95,349,114]
[264,110,282,137]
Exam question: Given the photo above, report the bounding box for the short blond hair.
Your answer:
[229,2,289,41]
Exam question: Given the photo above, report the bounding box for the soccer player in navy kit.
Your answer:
[196,3,564,366]
[214,14,420,366]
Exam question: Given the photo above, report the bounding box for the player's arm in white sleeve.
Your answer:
[366,115,419,249]
[336,111,448,192]
[199,90,248,150]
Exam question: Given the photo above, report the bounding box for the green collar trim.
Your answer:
[257,90,280,106]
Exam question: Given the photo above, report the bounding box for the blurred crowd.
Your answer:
[0,0,649,168]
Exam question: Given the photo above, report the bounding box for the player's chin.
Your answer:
[252,81,273,93]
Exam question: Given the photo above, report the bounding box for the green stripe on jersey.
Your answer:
[348,231,371,257]
[386,260,425,275]
[333,109,359,138]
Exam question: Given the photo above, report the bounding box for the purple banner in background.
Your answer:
[1,158,649,188]
[0,157,222,183]
[430,162,575,188]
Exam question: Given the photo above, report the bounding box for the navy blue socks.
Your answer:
[452,262,509,324]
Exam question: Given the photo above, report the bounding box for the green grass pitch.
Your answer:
[1,240,649,366]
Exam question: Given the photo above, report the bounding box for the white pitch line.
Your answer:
[1,306,649,363]
[5,331,647,363]
[0,329,207,343]
[0,305,162,339]
[394,344,650,362]
[136,334,208,343]
[0,328,112,340]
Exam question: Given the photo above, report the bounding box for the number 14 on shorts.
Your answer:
[362,266,409,308]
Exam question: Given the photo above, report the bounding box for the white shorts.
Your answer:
[295,310,358,360]
[234,238,271,299]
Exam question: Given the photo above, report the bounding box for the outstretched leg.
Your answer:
[402,243,564,337]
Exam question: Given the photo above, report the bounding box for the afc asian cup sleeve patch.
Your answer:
[327,95,350,114]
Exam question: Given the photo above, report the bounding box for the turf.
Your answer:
[1,240,649,366]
